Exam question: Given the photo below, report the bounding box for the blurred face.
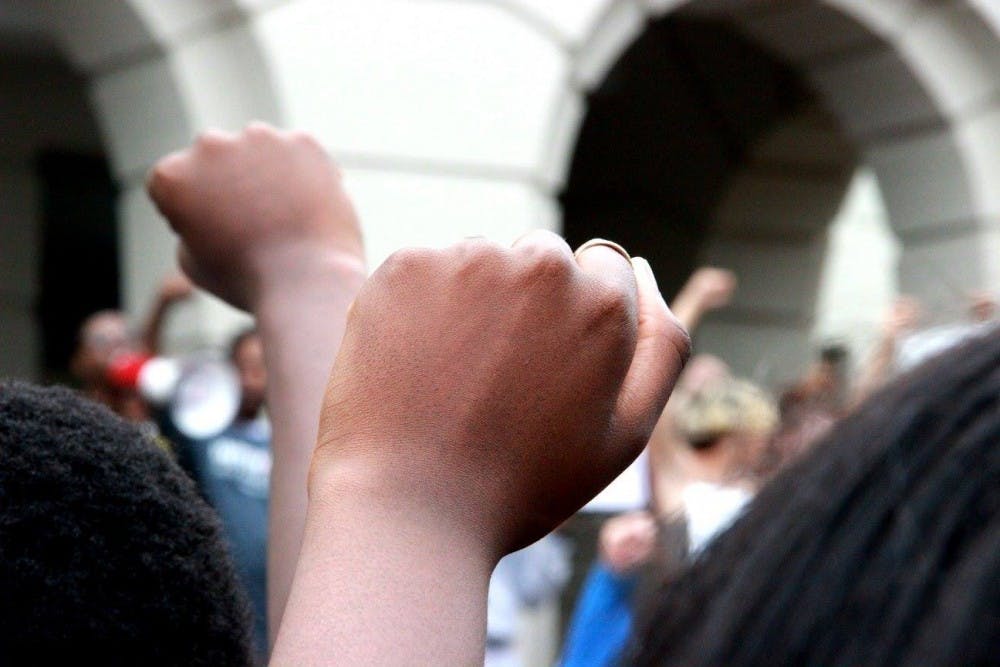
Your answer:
[678,354,730,395]
[74,312,133,385]
[233,334,266,418]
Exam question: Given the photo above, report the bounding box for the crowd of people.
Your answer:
[0,123,997,666]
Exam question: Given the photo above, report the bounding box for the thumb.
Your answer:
[612,257,690,451]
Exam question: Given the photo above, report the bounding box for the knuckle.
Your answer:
[147,159,180,204]
[513,244,571,291]
[453,239,506,274]
[196,129,231,151]
[290,129,323,150]
[382,246,432,275]
[244,120,273,136]
[526,245,571,280]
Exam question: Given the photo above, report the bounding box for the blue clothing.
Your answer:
[185,416,271,658]
[558,562,636,667]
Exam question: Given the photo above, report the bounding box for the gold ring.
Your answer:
[574,238,631,261]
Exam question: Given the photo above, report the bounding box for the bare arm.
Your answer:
[139,272,193,354]
[647,267,736,515]
[256,252,364,645]
[669,266,736,333]
[851,297,922,408]
[147,124,365,646]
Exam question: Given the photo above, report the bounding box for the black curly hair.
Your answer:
[627,328,1000,666]
[0,381,254,665]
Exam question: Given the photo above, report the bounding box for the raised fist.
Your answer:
[147,122,364,310]
[156,271,195,304]
[685,267,737,311]
[312,233,690,556]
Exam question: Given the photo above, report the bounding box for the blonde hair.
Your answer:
[674,377,778,449]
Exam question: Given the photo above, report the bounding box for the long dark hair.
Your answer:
[627,328,1000,666]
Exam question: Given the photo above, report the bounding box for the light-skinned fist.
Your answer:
[157,271,195,304]
[146,122,364,311]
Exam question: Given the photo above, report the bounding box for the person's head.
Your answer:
[0,381,254,665]
[229,328,266,420]
[675,354,731,395]
[628,329,1000,666]
[760,393,838,481]
[673,377,778,482]
[70,310,134,387]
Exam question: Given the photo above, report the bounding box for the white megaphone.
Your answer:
[106,352,241,439]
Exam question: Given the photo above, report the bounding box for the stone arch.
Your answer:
[29,0,285,348]
[542,0,1000,381]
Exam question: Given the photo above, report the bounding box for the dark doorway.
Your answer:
[560,14,811,298]
[36,151,120,383]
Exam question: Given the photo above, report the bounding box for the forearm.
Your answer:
[140,298,171,354]
[255,251,365,646]
[669,290,707,334]
[270,469,494,666]
[851,337,895,408]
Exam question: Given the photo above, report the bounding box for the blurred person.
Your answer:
[178,328,271,658]
[644,268,736,517]
[559,512,658,667]
[761,389,838,481]
[782,343,849,417]
[670,376,778,550]
[70,272,193,420]
[560,377,777,666]
[759,344,850,479]
[627,327,1000,666]
[563,268,736,632]
[647,353,732,515]
[662,375,778,532]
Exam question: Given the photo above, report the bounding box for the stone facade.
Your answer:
[3,0,999,385]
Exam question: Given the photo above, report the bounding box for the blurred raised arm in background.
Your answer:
[147,123,366,647]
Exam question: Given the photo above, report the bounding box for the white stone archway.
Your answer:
[19,0,286,352]
[527,0,1000,381]
[7,0,999,378]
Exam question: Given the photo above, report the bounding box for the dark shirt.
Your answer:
[184,416,271,658]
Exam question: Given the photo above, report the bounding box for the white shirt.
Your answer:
[582,449,651,513]
[681,481,752,554]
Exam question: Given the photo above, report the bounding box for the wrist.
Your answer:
[253,243,366,317]
[274,461,495,664]
[308,453,500,566]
